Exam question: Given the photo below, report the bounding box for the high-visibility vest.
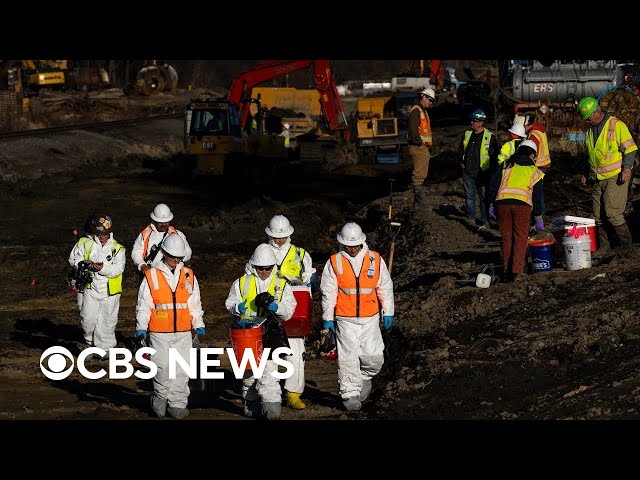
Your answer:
[238,274,286,320]
[141,225,176,260]
[78,237,124,295]
[330,251,381,318]
[462,129,494,171]
[586,116,638,180]
[145,266,194,333]
[282,130,290,148]
[410,104,432,145]
[495,163,544,206]
[277,245,306,280]
[528,130,551,168]
[498,139,520,165]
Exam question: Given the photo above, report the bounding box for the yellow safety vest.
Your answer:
[238,274,286,320]
[528,130,551,168]
[78,237,124,295]
[586,116,638,180]
[277,245,306,280]
[498,139,520,165]
[495,163,544,206]
[463,129,494,171]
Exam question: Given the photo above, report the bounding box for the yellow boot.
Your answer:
[286,392,306,410]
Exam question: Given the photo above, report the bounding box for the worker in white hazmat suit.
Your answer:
[225,243,297,420]
[320,222,395,412]
[131,203,192,275]
[68,213,126,353]
[135,233,205,419]
[263,214,316,410]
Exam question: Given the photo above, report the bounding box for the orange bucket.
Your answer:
[285,285,312,337]
[230,325,264,370]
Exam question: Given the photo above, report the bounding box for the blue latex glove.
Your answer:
[134,329,147,338]
[488,204,496,220]
[323,320,335,333]
[383,316,393,330]
[237,320,255,328]
[237,302,247,314]
[535,219,545,232]
[195,327,205,336]
[267,302,278,312]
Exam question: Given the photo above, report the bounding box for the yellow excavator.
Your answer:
[12,60,67,96]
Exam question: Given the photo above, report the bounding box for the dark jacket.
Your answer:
[458,128,499,175]
[488,152,544,213]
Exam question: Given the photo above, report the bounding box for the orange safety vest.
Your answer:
[144,266,195,333]
[410,104,432,146]
[330,251,381,318]
[528,130,551,168]
[141,225,177,259]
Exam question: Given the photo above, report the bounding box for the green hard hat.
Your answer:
[578,96,598,120]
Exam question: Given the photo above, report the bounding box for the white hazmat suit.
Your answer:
[131,224,192,271]
[266,236,316,399]
[136,260,205,412]
[68,232,126,351]
[320,241,394,403]
[225,244,297,418]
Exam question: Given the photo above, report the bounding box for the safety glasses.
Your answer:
[255,265,274,272]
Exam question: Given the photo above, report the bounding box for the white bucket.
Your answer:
[563,234,592,270]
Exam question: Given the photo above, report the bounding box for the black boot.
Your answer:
[595,225,611,255]
[614,223,633,247]
[413,185,428,209]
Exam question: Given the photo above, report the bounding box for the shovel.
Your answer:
[388,221,401,274]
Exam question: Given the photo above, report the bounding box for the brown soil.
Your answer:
[2,92,640,428]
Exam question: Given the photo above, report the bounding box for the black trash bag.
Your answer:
[255,292,290,358]
[319,328,337,358]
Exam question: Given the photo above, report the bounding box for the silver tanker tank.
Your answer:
[510,60,619,103]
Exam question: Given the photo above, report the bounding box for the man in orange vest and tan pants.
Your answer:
[320,222,395,412]
[134,233,205,419]
[407,88,435,208]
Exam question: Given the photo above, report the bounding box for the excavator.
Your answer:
[183,59,352,175]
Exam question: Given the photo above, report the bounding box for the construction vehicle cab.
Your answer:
[183,96,244,175]
[355,95,403,164]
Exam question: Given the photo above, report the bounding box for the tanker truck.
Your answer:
[498,59,640,136]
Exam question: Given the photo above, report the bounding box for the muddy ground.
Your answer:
[1,93,640,429]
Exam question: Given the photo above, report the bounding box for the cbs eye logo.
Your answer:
[40,346,75,380]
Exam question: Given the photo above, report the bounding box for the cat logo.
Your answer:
[202,142,216,151]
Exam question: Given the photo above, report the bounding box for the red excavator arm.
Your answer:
[227,59,350,141]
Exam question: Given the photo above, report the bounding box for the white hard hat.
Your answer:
[512,114,526,127]
[337,222,366,246]
[150,203,174,223]
[250,243,278,267]
[508,124,526,138]
[420,88,436,101]
[265,214,294,238]
[162,233,186,258]
[519,139,538,153]
[283,122,290,129]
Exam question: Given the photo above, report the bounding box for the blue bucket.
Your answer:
[529,243,554,273]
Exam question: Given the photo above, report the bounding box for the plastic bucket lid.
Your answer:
[528,237,555,247]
